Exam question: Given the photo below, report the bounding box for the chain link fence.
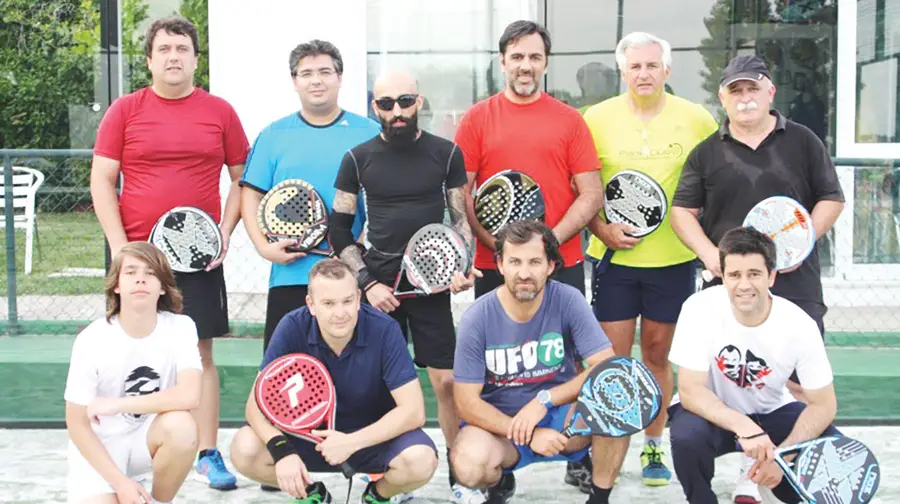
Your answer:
[3,150,900,423]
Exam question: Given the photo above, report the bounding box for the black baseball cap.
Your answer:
[720,55,772,87]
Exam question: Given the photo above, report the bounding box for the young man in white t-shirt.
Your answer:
[667,227,839,504]
[65,242,203,504]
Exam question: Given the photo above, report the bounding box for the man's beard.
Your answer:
[508,71,540,98]
[381,112,418,147]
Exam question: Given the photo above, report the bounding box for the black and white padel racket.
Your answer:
[148,206,222,273]
[775,435,880,504]
[258,179,332,256]
[393,223,471,299]
[594,170,668,276]
[474,170,545,236]
[563,356,663,439]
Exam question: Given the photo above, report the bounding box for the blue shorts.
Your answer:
[288,428,436,474]
[506,405,590,473]
[591,260,695,323]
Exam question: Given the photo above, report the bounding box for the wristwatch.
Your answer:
[536,389,553,408]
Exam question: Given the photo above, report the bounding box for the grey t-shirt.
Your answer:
[454,280,611,416]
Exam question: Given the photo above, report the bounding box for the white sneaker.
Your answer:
[732,455,763,504]
[450,483,487,504]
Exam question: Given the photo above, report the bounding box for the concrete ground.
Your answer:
[1,427,896,503]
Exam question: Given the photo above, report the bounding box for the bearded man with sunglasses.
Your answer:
[330,69,483,504]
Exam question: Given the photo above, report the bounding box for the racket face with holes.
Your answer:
[566,356,662,438]
[258,179,331,255]
[775,436,880,504]
[393,223,471,299]
[742,196,815,272]
[254,353,337,444]
[474,170,545,235]
[604,170,667,238]
[148,206,222,273]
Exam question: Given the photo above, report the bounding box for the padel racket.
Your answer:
[148,206,222,273]
[774,435,880,504]
[594,169,668,275]
[563,356,663,438]
[474,170,545,235]
[700,195,816,282]
[743,196,815,272]
[393,223,472,299]
[254,353,355,479]
[258,179,332,256]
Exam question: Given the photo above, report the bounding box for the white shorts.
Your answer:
[67,416,155,503]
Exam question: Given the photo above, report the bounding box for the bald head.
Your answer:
[373,69,418,98]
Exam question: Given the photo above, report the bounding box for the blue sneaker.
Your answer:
[195,448,238,490]
[640,444,672,486]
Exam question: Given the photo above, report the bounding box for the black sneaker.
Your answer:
[485,473,516,504]
[565,456,593,494]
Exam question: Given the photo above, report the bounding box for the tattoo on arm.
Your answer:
[447,187,474,252]
[339,245,367,274]
[333,190,358,215]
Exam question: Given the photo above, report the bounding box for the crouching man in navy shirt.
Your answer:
[230,259,438,503]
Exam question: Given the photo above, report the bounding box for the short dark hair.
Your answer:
[499,20,552,57]
[143,17,200,58]
[719,227,777,273]
[494,220,562,268]
[289,39,344,76]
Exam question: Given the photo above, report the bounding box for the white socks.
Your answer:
[645,435,663,449]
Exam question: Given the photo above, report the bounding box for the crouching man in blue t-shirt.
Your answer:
[450,220,622,504]
[229,259,438,504]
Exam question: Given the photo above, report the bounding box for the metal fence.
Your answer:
[3,149,900,339]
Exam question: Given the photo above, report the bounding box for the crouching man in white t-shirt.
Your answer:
[667,227,840,504]
[64,242,203,504]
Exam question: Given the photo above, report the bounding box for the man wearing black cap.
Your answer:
[669,55,845,504]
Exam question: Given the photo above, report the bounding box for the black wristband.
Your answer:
[266,434,297,463]
[357,267,378,291]
[737,431,767,440]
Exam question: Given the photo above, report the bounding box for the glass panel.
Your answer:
[853,165,900,264]
[855,0,900,143]
[546,0,618,53]
[623,0,719,48]
[546,54,619,111]
[121,0,211,94]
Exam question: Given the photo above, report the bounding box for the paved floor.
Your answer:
[1,427,896,503]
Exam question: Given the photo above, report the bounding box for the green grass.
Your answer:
[1,212,106,295]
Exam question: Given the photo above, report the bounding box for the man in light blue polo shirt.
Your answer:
[240,39,380,351]
[229,259,438,504]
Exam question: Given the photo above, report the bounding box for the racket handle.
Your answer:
[340,462,355,479]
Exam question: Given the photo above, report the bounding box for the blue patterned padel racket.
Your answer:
[563,356,662,438]
[775,435,880,504]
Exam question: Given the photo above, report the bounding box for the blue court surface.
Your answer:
[1,426,896,503]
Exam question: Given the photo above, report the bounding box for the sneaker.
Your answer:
[295,481,333,503]
[732,455,762,504]
[640,444,673,486]
[194,448,238,490]
[484,473,516,504]
[565,456,593,494]
[450,483,487,504]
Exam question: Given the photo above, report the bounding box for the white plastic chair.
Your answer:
[0,166,45,274]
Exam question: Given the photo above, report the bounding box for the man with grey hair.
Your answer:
[671,54,844,504]
[578,31,718,492]
[238,39,380,491]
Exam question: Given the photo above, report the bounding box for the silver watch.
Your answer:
[537,389,553,408]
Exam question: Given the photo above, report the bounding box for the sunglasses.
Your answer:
[374,94,418,111]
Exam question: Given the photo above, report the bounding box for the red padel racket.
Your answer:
[254,353,354,479]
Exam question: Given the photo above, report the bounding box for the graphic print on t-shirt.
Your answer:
[124,366,160,422]
[485,332,568,386]
[715,345,773,390]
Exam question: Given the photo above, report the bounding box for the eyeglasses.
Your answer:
[374,94,418,111]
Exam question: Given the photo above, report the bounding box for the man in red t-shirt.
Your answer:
[453,20,608,504]
[89,16,249,491]
[455,20,603,301]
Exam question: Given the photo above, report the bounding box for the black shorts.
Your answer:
[175,266,228,340]
[288,428,436,474]
[264,285,309,351]
[591,261,695,324]
[365,292,456,370]
[474,262,586,299]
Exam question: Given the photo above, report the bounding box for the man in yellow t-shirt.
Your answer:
[577,32,718,492]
